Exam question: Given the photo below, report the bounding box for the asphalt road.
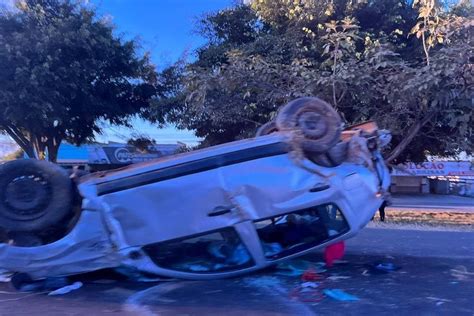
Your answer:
[391,194,474,212]
[1,228,473,316]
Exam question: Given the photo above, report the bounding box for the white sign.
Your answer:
[392,161,474,177]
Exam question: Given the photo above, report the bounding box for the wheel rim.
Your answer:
[2,173,51,221]
[297,111,328,139]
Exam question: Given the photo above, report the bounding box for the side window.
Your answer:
[254,203,349,260]
[144,227,254,273]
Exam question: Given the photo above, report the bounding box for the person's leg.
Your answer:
[379,204,386,221]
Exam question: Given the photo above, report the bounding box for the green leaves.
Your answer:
[151,0,472,161]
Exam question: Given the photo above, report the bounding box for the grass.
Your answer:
[371,209,474,230]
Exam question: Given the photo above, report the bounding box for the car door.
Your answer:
[97,165,246,247]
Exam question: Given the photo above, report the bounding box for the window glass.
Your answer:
[144,227,254,273]
[254,203,349,260]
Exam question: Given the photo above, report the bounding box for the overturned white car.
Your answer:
[0,97,390,280]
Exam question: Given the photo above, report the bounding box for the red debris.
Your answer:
[301,268,323,281]
[324,241,345,268]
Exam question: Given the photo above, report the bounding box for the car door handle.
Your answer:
[310,184,330,192]
[208,206,232,217]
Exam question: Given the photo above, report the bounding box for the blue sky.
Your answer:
[89,0,235,145]
[92,0,234,67]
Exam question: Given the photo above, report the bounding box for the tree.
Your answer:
[150,1,472,162]
[0,0,157,161]
[127,133,156,153]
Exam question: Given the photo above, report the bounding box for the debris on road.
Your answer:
[275,260,326,277]
[0,269,11,283]
[48,281,83,296]
[450,265,474,281]
[323,289,359,301]
[374,262,399,272]
[324,241,345,267]
[327,275,351,281]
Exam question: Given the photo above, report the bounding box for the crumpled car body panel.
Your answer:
[0,133,390,280]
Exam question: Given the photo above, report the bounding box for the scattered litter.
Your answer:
[450,266,474,281]
[275,260,326,277]
[374,263,399,272]
[327,275,351,281]
[426,296,452,303]
[323,289,359,301]
[48,281,83,296]
[290,284,324,302]
[324,241,345,267]
[302,268,323,281]
[301,281,319,289]
[0,269,12,283]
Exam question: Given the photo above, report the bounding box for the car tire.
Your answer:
[276,97,342,154]
[0,159,73,232]
[256,121,279,137]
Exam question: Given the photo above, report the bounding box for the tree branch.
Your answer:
[3,125,37,158]
[386,111,435,163]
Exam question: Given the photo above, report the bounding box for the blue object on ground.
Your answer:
[323,289,359,301]
[375,262,399,272]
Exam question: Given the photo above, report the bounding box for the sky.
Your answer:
[0,0,236,145]
[89,0,234,145]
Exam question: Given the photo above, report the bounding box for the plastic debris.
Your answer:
[290,284,324,302]
[323,289,359,301]
[301,281,319,289]
[0,269,12,283]
[48,281,83,296]
[324,241,345,267]
[275,260,326,277]
[302,268,323,281]
[374,262,399,272]
[450,266,474,281]
[327,275,351,281]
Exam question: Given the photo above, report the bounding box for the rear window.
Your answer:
[254,203,349,260]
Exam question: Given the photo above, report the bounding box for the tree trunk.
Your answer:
[46,137,61,163]
[31,135,48,160]
[386,113,434,163]
[3,125,37,158]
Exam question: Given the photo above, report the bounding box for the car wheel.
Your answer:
[276,97,342,154]
[256,121,279,137]
[0,159,73,232]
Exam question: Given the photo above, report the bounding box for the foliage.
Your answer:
[2,148,24,161]
[0,0,157,161]
[151,1,473,162]
[127,133,156,153]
